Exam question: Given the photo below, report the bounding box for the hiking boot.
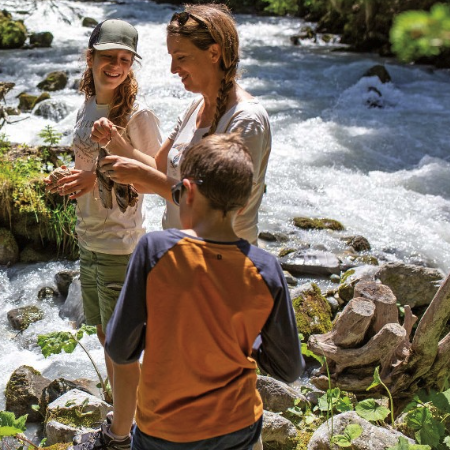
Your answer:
[70,423,131,450]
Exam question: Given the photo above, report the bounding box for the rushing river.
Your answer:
[1,0,450,410]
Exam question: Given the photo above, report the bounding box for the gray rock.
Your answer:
[375,262,444,308]
[5,365,51,422]
[257,375,303,413]
[308,411,414,449]
[262,410,298,448]
[33,99,70,122]
[30,31,53,47]
[45,389,112,445]
[280,250,340,276]
[283,271,298,286]
[37,71,68,91]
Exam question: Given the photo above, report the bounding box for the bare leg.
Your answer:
[97,324,114,393]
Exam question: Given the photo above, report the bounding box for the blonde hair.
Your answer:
[79,49,138,128]
[167,4,240,136]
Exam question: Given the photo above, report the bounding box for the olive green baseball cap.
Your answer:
[88,19,141,59]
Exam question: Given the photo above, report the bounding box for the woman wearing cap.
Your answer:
[92,3,271,246]
[47,18,161,415]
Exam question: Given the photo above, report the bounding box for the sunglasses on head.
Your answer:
[170,11,208,29]
[171,178,204,206]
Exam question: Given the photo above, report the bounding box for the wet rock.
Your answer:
[45,389,112,445]
[293,217,344,231]
[375,262,444,308]
[291,283,332,339]
[7,305,44,331]
[20,244,55,263]
[55,270,79,297]
[308,411,414,449]
[283,271,297,286]
[38,286,57,300]
[280,250,340,276]
[37,71,68,92]
[342,235,371,252]
[258,231,289,242]
[262,410,298,449]
[30,31,53,48]
[257,375,305,413]
[5,365,51,422]
[34,99,70,122]
[362,64,392,84]
[17,92,38,111]
[278,247,297,258]
[82,17,98,28]
[59,278,85,327]
[0,227,19,265]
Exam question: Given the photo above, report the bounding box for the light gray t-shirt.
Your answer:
[163,98,271,244]
[73,96,162,254]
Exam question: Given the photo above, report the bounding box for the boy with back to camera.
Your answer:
[101,132,304,450]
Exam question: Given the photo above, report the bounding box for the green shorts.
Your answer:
[79,246,131,333]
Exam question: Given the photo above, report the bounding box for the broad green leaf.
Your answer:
[0,425,24,437]
[336,396,354,413]
[431,389,450,414]
[331,434,352,447]
[0,411,27,437]
[344,424,362,440]
[355,398,390,422]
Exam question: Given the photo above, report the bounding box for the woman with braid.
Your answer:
[92,3,271,245]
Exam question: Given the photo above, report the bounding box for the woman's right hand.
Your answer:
[91,117,114,147]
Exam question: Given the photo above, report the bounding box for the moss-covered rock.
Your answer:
[293,217,344,231]
[17,92,38,111]
[5,365,51,422]
[279,248,296,258]
[292,283,332,339]
[0,11,27,49]
[82,17,98,28]
[37,71,68,92]
[30,31,54,48]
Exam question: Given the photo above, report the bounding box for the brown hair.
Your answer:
[167,4,240,136]
[79,49,138,128]
[180,133,253,216]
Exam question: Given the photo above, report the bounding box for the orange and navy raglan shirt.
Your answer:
[106,229,304,443]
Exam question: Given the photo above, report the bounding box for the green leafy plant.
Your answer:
[366,366,395,425]
[38,125,62,146]
[355,398,391,423]
[401,388,450,449]
[263,0,298,15]
[331,423,363,448]
[37,325,111,403]
[390,3,450,62]
[387,436,431,450]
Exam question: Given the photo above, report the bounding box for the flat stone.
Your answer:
[280,250,340,275]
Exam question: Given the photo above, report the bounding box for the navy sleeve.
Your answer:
[246,245,305,383]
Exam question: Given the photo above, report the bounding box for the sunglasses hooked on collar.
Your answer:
[171,178,204,206]
[170,11,208,29]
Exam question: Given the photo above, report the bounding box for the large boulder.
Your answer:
[34,99,70,122]
[308,411,415,449]
[0,227,19,265]
[5,366,51,422]
[375,262,444,308]
[280,250,341,276]
[45,389,112,445]
[55,270,79,297]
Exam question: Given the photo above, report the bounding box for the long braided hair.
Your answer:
[79,48,138,129]
[167,4,240,136]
